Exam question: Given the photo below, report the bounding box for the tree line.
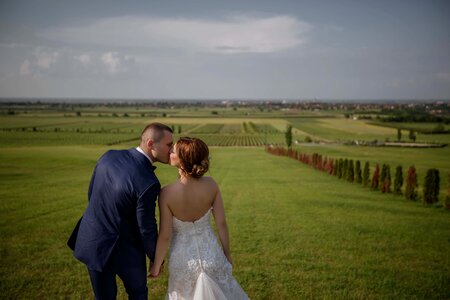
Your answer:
[266,146,450,210]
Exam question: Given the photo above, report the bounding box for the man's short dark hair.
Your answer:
[141,122,173,143]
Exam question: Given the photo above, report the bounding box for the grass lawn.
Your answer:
[1,146,449,299]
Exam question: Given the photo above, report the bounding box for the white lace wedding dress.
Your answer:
[167,208,249,300]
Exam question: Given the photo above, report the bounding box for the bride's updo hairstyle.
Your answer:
[176,137,209,178]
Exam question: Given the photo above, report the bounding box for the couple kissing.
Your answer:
[68,122,248,299]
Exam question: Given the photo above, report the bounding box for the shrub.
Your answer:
[355,160,362,184]
[394,165,403,195]
[423,169,440,205]
[432,124,445,133]
[342,159,348,180]
[380,164,387,191]
[382,164,391,193]
[408,129,416,142]
[332,159,337,176]
[337,159,343,179]
[347,160,354,182]
[405,166,418,201]
[371,164,380,190]
[363,162,370,187]
[329,158,335,175]
[285,124,293,148]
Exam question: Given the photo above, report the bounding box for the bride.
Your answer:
[149,137,249,300]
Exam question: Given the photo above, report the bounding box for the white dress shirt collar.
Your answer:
[136,147,153,164]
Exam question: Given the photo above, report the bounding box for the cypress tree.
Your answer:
[383,164,391,193]
[405,166,418,201]
[342,159,348,180]
[434,169,440,204]
[423,169,440,205]
[380,164,387,192]
[397,128,402,141]
[394,165,403,195]
[355,160,362,184]
[423,169,433,204]
[363,162,370,187]
[337,159,343,179]
[332,159,337,176]
[331,159,335,175]
[317,154,323,170]
[285,124,293,148]
[347,160,354,182]
[371,164,380,190]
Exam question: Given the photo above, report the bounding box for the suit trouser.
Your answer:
[87,241,148,300]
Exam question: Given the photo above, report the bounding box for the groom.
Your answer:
[68,122,173,299]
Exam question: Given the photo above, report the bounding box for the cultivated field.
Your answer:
[1,105,449,299]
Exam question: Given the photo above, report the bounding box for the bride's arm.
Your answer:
[212,185,232,265]
[149,189,173,277]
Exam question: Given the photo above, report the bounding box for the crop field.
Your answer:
[1,105,449,299]
[286,117,450,144]
[0,116,292,147]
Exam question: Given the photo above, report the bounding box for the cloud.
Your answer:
[75,54,91,67]
[19,60,32,76]
[19,48,60,77]
[436,72,450,82]
[40,15,311,54]
[101,52,135,74]
[36,50,59,69]
[19,48,136,77]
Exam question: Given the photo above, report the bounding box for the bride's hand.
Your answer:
[148,262,160,279]
[148,261,165,279]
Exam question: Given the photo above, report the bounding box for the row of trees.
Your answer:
[266,146,450,209]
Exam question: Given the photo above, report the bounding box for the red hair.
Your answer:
[176,137,209,178]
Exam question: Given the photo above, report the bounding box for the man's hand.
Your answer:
[148,261,164,279]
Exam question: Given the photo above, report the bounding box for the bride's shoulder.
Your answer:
[160,181,181,196]
[200,176,219,190]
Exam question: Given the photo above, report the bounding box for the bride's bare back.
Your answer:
[162,176,219,222]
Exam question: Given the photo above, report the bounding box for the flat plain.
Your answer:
[1,105,449,299]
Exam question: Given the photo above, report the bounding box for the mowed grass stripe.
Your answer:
[1,147,449,299]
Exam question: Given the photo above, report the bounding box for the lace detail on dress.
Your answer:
[167,209,249,300]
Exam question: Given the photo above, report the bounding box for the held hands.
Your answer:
[148,261,164,279]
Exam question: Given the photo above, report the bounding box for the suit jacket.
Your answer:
[68,148,160,272]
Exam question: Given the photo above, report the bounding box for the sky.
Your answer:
[0,0,449,100]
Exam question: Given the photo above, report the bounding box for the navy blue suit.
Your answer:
[68,148,159,299]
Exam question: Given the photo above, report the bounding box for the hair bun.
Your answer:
[177,137,210,178]
[190,159,209,178]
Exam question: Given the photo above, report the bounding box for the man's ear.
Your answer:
[146,139,154,149]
